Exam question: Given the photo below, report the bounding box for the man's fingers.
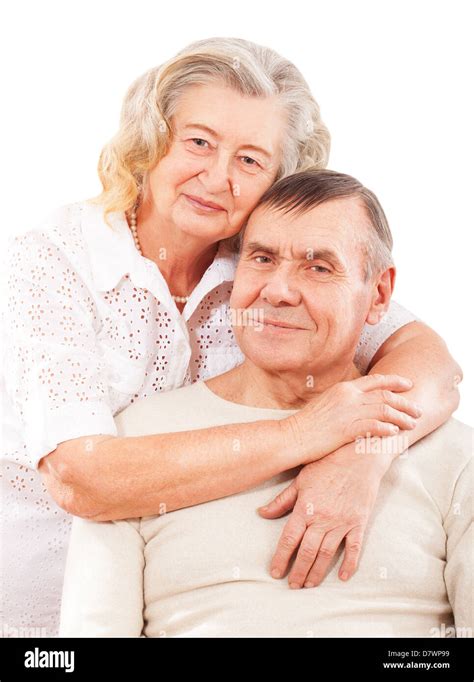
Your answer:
[286,526,326,588]
[353,373,413,393]
[258,482,298,519]
[303,528,347,588]
[270,514,306,579]
[338,527,365,581]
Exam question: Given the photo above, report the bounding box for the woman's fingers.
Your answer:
[355,419,403,438]
[352,373,413,393]
[338,527,365,581]
[258,482,298,519]
[303,528,348,587]
[270,513,307,579]
[363,402,419,431]
[366,389,422,418]
[287,525,325,588]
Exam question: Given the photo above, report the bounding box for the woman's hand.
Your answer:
[259,441,392,588]
[279,373,422,464]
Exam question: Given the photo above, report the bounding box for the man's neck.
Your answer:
[206,359,361,410]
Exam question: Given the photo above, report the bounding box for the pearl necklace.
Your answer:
[129,205,190,304]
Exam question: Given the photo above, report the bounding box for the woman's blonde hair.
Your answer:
[92,37,331,222]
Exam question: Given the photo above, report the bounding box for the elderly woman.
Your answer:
[2,37,460,637]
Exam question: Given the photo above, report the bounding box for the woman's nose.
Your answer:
[199,153,233,194]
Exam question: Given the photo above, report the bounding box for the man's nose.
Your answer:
[199,151,234,195]
[260,268,302,307]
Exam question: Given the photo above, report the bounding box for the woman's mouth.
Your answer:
[183,194,225,213]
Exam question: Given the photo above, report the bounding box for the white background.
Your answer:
[1,0,472,423]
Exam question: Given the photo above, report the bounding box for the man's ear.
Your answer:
[366,267,396,325]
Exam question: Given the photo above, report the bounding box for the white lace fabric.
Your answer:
[0,200,417,637]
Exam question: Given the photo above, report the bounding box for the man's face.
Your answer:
[230,197,389,376]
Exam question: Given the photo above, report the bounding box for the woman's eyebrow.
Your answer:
[183,123,272,159]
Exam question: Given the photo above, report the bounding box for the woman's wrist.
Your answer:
[277,414,325,466]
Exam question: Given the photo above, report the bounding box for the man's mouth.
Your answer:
[183,194,225,212]
[263,318,306,331]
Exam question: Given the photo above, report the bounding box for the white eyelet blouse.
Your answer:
[0,200,417,637]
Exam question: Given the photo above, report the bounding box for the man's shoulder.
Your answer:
[114,382,213,436]
[415,418,472,466]
[405,418,472,509]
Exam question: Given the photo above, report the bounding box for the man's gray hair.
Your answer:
[242,168,394,280]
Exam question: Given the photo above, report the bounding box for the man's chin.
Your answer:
[240,349,305,374]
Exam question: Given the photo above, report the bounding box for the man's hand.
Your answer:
[259,442,394,588]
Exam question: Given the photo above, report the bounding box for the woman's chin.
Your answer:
[175,214,233,243]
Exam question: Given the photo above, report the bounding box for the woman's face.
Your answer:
[143,83,287,242]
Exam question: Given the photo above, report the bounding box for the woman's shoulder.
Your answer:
[6,200,93,274]
[12,200,87,244]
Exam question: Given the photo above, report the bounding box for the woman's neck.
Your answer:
[135,202,219,297]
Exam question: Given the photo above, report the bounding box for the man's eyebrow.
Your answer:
[303,248,345,269]
[243,242,345,269]
[243,241,279,255]
[183,124,272,159]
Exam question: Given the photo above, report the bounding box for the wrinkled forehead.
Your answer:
[243,198,371,263]
[172,83,285,152]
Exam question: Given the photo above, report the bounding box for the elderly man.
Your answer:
[59,170,472,638]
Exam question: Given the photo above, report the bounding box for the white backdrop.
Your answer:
[1,0,472,424]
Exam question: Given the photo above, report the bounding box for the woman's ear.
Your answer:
[366,267,396,325]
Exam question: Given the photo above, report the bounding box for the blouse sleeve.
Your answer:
[2,228,117,470]
[353,300,419,374]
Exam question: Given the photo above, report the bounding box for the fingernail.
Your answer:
[340,571,349,580]
[391,425,399,434]
[414,404,423,416]
[289,582,300,589]
[304,582,314,588]
[271,569,281,579]
[259,506,268,511]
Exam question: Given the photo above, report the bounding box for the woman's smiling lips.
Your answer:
[183,194,225,212]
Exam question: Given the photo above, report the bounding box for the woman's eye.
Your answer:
[240,156,258,167]
[191,138,209,148]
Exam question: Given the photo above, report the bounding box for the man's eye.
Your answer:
[192,138,209,148]
[255,255,272,264]
[310,265,331,274]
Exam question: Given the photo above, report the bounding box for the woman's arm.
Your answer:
[39,374,419,521]
[367,321,462,440]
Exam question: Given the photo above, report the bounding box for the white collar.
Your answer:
[80,200,238,316]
